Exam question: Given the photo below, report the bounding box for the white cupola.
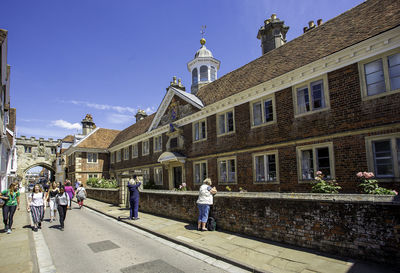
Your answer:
[187,38,220,95]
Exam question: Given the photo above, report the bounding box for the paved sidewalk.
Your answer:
[81,198,397,273]
[0,193,37,273]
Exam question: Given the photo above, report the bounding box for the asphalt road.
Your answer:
[40,204,234,273]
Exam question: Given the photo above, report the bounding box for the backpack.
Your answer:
[206,217,216,231]
[77,188,86,199]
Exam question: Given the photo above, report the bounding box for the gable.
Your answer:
[148,87,204,131]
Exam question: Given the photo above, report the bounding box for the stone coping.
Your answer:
[86,186,119,191]
[141,190,400,204]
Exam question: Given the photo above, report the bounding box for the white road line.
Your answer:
[84,206,250,273]
[26,195,57,273]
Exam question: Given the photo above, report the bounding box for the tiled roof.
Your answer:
[76,128,120,149]
[62,135,74,142]
[196,0,400,105]
[109,113,156,148]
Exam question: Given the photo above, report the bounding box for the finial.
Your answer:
[200,25,206,45]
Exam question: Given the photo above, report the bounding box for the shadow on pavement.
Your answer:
[48,224,62,230]
[22,224,32,229]
[184,224,198,231]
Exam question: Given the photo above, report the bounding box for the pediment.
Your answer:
[148,87,204,131]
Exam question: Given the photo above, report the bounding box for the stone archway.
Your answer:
[16,136,59,185]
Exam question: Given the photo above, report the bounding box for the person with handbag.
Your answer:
[64,181,75,210]
[127,175,141,220]
[0,182,20,234]
[196,178,217,231]
[55,186,70,231]
[27,184,46,232]
[46,182,59,223]
[75,182,87,209]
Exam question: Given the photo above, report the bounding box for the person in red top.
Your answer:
[64,181,75,210]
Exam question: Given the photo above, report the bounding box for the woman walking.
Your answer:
[196,178,217,231]
[0,183,20,234]
[75,182,86,209]
[46,182,59,222]
[64,181,75,210]
[27,184,46,232]
[56,186,70,231]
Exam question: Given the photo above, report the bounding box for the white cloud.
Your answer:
[106,113,134,125]
[17,126,68,139]
[70,100,137,114]
[51,120,81,130]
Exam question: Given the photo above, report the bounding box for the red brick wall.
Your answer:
[112,63,400,192]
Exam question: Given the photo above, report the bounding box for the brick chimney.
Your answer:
[167,76,186,91]
[135,109,147,122]
[81,114,95,135]
[257,13,289,55]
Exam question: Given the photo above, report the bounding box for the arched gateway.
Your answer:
[16,136,59,184]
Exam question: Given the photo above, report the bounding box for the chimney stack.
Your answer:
[257,13,289,55]
[81,114,96,135]
[304,18,323,33]
[167,76,186,91]
[317,19,323,26]
[135,110,148,123]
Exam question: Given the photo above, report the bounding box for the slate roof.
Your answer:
[196,0,400,105]
[109,114,156,148]
[75,128,120,149]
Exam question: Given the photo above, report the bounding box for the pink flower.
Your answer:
[356,172,363,178]
[316,171,322,176]
[393,190,398,195]
[182,183,186,187]
[368,172,374,178]
[179,185,182,189]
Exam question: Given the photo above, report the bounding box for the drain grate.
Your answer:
[120,259,184,273]
[88,240,120,253]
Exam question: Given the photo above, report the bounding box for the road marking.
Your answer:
[84,206,250,273]
[26,195,56,273]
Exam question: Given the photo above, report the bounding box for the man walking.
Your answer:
[127,175,141,220]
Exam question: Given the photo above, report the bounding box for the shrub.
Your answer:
[311,171,341,194]
[87,178,118,189]
[357,172,397,195]
[143,180,163,190]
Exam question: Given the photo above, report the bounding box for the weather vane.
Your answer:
[201,25,206,38]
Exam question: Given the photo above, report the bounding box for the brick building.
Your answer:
[109,0,400,193]
[64,115,120,185]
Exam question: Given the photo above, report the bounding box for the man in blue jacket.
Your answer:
[127,175,141,220]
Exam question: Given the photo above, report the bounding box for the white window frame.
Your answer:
[217,156,237,184]
[296,142,335,183]
[132,143,138,158]
[359,48,400,100]
[193,160,208,185]
[116,150,122,162]
[142,168,150,185]
[250,94,276,128]
[88,173,99,179]
[292,74,330,117]
[111,152,115,163]
[365,133,400,181]
[252,150,279,184]
[154,167,163,185]
[142,139,150,156]
[217,109,235,136]
[153,135,162,153]
[192,119,207,142]
[87,152,98,163]
[123,147,129,160]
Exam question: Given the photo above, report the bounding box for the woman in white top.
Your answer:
[56,186,70,231]
[196,178,217,231]
[27,184,46,232]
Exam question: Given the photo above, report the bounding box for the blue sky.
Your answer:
[1,0,364,140]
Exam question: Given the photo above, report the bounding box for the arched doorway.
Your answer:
[23,163,56,190]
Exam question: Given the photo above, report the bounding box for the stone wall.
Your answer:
[86,187,119,205]
[139,190,400,266]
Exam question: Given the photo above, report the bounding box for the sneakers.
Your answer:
[7,229,11,234]
[60,227,64,231]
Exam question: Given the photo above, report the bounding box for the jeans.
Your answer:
[2,205,17,229]
[49,198,57,218]
[197,204,210,223]
[58,205,68,228]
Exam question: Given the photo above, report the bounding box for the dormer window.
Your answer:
[200,66,208,81]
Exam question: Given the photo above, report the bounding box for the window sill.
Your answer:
[218,181,237,185]
[251,120,276,129]
[217,131,235,137]
[294,107,330,118]
[254,181,279,185]
[361,88,400,101]
[193,138,207,144]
